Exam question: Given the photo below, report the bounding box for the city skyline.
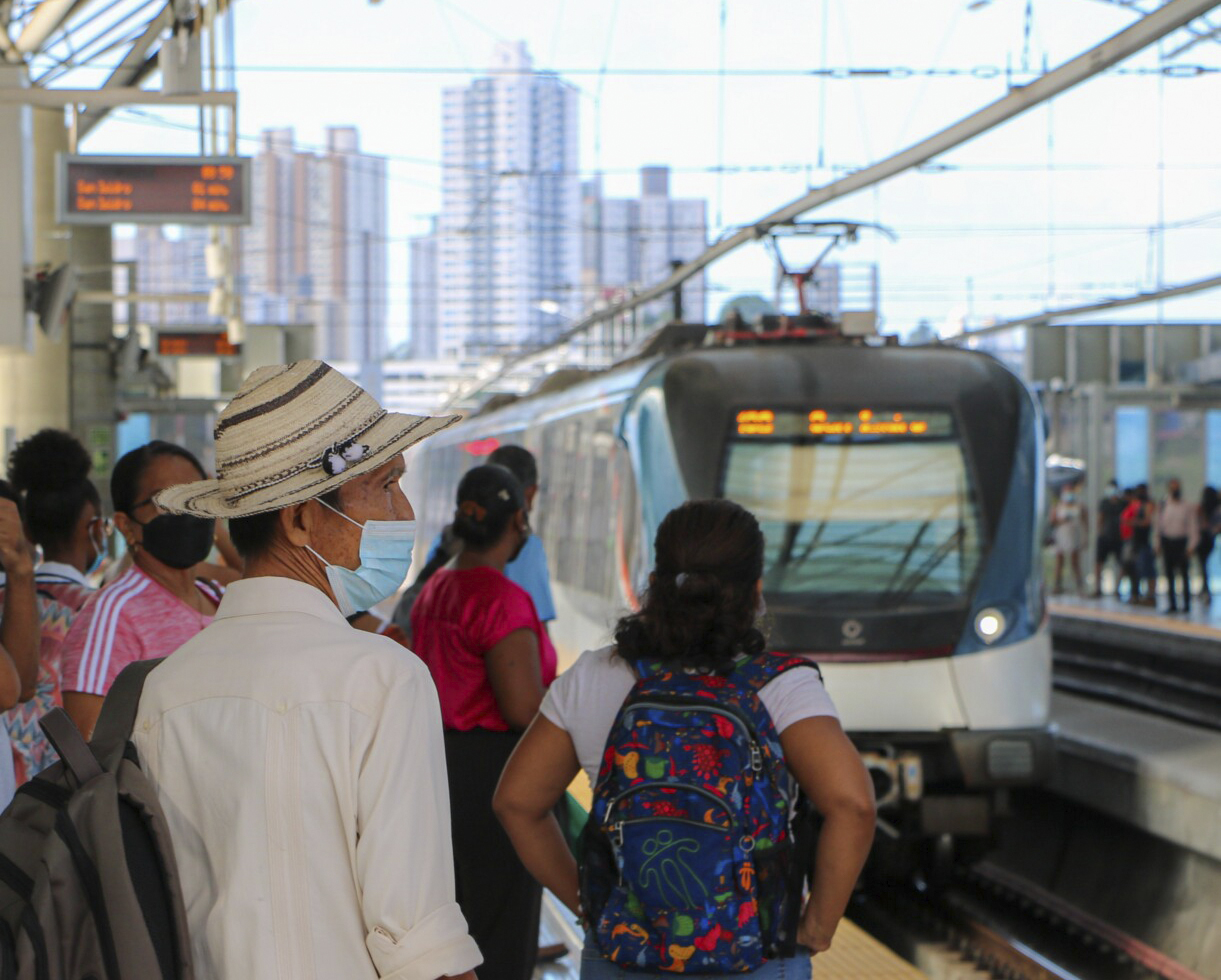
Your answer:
[411,41,713,361]
[241,125,388,366]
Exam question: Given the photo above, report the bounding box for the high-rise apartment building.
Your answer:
[418,41,580,360]
[409,218,440,360]
[582,166,707,325]
[112,225,212,329]
[241,126,387,365]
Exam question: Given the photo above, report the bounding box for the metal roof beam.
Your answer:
[935,273,1221,343]
[11,0,89,58]
[76,2,170,139]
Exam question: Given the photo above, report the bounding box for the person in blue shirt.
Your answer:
[481,446,554,624]
[394,445,556,634]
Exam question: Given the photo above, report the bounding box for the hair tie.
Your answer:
[459,500,488,521]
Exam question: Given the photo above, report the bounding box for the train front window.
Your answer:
[721,410,982,607]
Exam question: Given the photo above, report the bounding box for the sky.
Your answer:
[73,0,1221,347]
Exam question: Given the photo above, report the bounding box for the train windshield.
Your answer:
[721,411,983,608]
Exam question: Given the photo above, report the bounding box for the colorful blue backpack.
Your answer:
[579,653,819,974]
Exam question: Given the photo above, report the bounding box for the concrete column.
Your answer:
[0,105,72,454]
[69,223,117,493]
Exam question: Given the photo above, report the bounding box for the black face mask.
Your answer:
[135,513,216,570]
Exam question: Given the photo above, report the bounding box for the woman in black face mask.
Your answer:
[61,441,225,738]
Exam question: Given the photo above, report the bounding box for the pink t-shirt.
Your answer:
[60,565,222,698]
[410,566,557,732]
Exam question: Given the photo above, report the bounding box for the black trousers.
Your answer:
[444,728,541,980]
[1162,536,1190,610]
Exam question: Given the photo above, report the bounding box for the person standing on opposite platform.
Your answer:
[1198,486,1219,605]
[1129,485,1157,605]
[1050,484,1086,595]
[410,464,557,980]
[59,441,223,738]
[1093,480,1125,598]
[1157,478,1198,615]
[4,430,105,783]
[132,361,481,980]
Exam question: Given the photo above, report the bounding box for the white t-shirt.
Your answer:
[540,646,840,786]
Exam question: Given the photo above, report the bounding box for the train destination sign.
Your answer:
[735,408,952,439]
[58,155,252,226]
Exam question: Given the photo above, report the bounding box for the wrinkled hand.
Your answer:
[0,499,33,576]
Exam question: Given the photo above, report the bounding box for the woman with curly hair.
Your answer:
[4,429,103,783]
[494,499,875,978]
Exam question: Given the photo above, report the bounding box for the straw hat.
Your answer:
[155,360,460,518]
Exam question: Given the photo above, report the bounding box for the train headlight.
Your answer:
[974,607,1007,644]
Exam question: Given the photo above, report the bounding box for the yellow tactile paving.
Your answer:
[812,918,929,979]
[1049,598,1221,640]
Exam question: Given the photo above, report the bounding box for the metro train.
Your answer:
[406,321,1053,855]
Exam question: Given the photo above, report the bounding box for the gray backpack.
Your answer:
[0,659,193,980]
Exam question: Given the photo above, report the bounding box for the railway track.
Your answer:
[852,861,1210,980]
[1049,614,1221,731]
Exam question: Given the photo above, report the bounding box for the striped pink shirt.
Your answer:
[59,565,222,697]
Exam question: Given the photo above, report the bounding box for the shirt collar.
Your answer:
[36,561,91,587]
[212,576,350,626]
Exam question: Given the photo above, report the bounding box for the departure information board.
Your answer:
[58,155,252,225]
[157,331,242,357]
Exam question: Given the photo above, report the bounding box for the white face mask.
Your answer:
[306,500,415,618]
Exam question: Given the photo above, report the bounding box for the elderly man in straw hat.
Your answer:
[130,361,481,980]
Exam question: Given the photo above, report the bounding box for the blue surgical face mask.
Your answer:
[306,500,415,618]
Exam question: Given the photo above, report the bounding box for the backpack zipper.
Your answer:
[605,780,737,824]
[625,700,765,772]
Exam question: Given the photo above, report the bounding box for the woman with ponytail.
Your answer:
[494,500,876,976]
[4,429,104,782]
[410,463,557,980]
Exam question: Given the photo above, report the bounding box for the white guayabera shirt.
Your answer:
[132,576,481,980]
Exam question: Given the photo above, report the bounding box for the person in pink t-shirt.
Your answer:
[411,464,556,980]
[61,442,222,738]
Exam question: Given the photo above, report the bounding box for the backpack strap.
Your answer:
[40,708,103,785]
[89,658,164,772]
[732,653,823,693]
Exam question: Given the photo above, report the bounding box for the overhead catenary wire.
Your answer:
[441,0,1221,408]
[934,271,1221,343]
[34,61,1221,77]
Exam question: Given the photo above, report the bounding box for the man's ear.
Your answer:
[281,500,316,548]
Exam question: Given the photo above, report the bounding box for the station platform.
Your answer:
[1012,691,1221,973]
[1050,593,1221,663]
[536,895,931,980]
[1049,691,1221,863]
[1049,593,1221,647]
